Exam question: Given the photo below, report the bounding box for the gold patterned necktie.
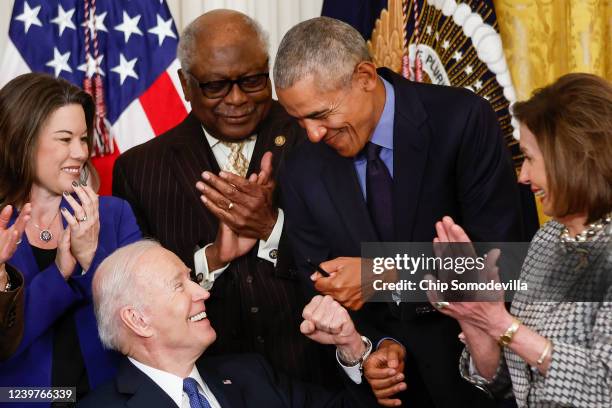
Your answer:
[221,139,250,177]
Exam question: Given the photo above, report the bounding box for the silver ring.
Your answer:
[78,215,88,222]
[16,238,22,245]
[228,202,234,210]
[434,301,450,310]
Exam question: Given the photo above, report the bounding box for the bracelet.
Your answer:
[536,340,553,365]
[498,317,521,347]
[338,336,373,369]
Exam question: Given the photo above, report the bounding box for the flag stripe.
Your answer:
[111,98,155,153]
[0,40,31,88]
[139,70,188,136]
[167,59,191,113]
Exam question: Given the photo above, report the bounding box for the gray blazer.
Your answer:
[461,220,612,407]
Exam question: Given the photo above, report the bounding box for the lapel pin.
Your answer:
[222,379,232,385]
[274,135,286,147]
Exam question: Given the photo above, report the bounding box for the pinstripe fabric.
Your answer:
[112,102,337,384]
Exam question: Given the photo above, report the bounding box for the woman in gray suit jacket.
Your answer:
[429,73,611,407]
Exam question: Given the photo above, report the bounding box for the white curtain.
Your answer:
[167,0,323,89]
[0,0,324,81]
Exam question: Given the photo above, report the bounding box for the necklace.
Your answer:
[560,212,612,244]
[33,210,60,243]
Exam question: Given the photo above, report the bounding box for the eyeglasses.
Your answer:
[186,71,269,99]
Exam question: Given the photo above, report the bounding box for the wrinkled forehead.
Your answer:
[277,76,346,119]
[190,33,268,79]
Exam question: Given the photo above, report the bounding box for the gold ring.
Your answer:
[78,215,88,222]
[434,301,450,310]
[228,202,234,210]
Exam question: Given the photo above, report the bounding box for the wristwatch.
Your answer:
[337,336,373,370]
[498,317,521,347]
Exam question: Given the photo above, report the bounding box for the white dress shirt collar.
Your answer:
[128,357,213,408]
[201,125,257,170]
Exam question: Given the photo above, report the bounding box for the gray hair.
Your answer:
[93,240,160,352]
[177,11,270,72]
[274,16,371,91]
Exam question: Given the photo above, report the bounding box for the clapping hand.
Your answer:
[196,152,278,240]
[427,216,508,331]
[0,204,31,284]
[60,182,100,273]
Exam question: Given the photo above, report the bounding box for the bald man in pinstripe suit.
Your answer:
[112,10,339,387]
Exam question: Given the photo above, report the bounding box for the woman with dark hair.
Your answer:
[0,73,141,406]
[430,73,611,407]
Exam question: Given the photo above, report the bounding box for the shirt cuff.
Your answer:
[257,208,284,266]
[377,337,403,349]
[336,336,373,384]
[337,353,363,384]
[194,244,230,289]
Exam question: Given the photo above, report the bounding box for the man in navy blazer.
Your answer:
[80,240,369,408]
[273,17,523,407]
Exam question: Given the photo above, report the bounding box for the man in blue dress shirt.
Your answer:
[274,16,523,408]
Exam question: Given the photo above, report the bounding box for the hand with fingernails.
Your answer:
[310,257,382,311]
[59,181,100,273]
[427,216,509,380]
[196,152,278,240]
[300,295,366,361]
[363,339,407,407]
[427,216,508,326]
[0,203,31,289]
[205,221,258,271]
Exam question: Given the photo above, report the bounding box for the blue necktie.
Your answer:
[183,377,212,408]
[365,142,394,241]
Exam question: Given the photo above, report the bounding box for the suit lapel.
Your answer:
[379,68,430,242]
[322,149,378,244]
[169,114,220,227]
[198,363,238,408]
[115,359,178,408]
[247,102,288,179]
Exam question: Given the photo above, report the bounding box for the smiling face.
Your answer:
[275,62,382,157]
[178,21,271,142]
[33,104,89,195]
[138,247,216,358]
[518,124,552,216]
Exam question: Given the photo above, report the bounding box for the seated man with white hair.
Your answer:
[79,240,369,408]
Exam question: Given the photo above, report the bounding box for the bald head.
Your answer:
[177,9,269,71]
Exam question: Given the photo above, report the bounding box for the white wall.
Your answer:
[0,0,323,81]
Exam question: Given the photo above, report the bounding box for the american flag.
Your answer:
[0,0,189,195]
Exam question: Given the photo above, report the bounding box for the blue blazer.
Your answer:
[0,196,141,407]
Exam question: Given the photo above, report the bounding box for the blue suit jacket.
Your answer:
[281,68,523,407]
[79,354,356,408]
[0,196,141,407]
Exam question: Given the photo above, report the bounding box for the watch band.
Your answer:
[498,317,521,347]
[338,336,373,369]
